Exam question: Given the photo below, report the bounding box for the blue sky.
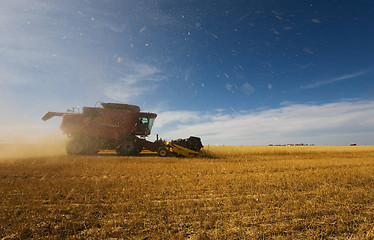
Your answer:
[1,0,374,145]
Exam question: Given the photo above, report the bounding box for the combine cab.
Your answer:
[42,103,203,157]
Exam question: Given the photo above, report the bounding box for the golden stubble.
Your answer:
[0,145,373,239]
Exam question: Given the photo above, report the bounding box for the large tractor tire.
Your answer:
[66,135,98,155]
[157,147,169,157]
[116,135,142,156]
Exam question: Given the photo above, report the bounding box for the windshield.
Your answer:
[137,116,155,133]
[148,117,155,131]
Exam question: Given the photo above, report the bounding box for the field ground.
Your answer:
[0,144,374,239]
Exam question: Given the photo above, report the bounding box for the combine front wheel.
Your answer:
[158,147,168,157]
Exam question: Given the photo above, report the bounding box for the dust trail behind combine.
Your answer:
[0,133,67,160]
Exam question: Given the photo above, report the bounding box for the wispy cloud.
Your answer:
[312,18,322,24]
[301,69,371,89]
[0,1,167,103]
[154,111,201,128]
[241,82,255,96]
[3,100,373,145]
[102,62,165,102]
[153,100,374,145]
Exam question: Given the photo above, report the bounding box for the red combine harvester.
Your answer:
[42,103,203,157]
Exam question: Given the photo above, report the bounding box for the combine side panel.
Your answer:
[59,107,140,139]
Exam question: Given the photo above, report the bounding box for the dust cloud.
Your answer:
[0,133,67,160]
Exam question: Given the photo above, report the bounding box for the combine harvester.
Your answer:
[42,103,203,157]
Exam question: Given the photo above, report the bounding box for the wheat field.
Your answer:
[0,144,374,239]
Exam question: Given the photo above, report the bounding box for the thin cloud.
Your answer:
[301,69,371,89]
[154,100,374,145]
[0,1,109,87]
[154,111,201,128]
[303,47,314,54]
[241,82,255,96]
[312,18,322,24]
[102,62,165,102]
